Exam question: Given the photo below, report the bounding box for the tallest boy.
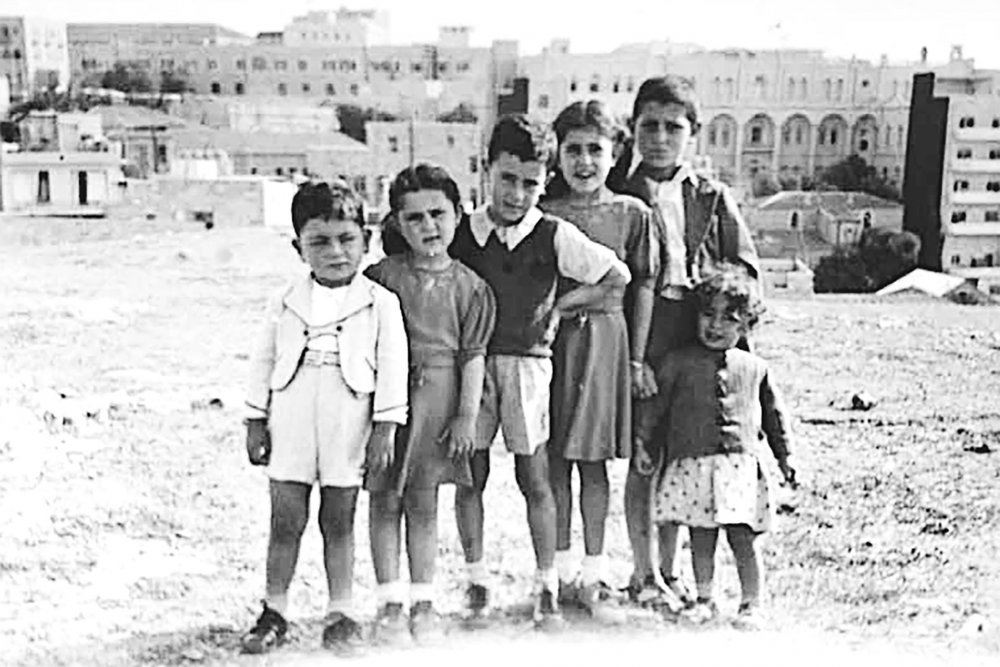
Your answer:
[450,114,631,625]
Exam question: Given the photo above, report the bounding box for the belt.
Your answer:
[302,349,341,366]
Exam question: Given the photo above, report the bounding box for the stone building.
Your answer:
[0,16,70,101]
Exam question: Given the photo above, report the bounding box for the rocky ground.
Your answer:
[1,216,998,666]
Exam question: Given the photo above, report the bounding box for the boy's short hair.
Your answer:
[631,76,701,133]
[690,263,765,328]
[290,180,366,236]
[487,113,555,166]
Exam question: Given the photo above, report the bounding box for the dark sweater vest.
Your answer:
[451,215,559,357]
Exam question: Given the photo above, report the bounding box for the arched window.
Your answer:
[721,127,730,147]
[795,126,803,144]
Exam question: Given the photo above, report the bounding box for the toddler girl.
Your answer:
[540,100,657,622]
[364,164,496,643]
[633,264,796,629]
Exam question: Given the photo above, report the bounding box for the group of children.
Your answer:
[240,75,797,654]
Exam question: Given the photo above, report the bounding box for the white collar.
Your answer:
[468,205,544,250]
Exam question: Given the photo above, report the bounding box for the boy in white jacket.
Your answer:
[241,181,408,654]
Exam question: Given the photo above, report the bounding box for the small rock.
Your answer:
[958,613,988,636]
[851,392,876,411]
[964,443,993,454]
[179,647,206,662]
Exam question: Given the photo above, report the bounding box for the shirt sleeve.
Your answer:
[458,277,497,364]
[245,292,282,418]
[372,291,409,425]
[623,200,658,291]
[760,370,793,460]
[553,219,630,285]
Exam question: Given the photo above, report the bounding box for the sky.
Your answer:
[7,0,1000,69]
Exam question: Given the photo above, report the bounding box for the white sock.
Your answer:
[466,560,487,586]
[376,581,406,607]
[265,593,289,616]
[580,554,608,586]
[409,582,435,605]
[554,549,578,583]
[535,567,559,593]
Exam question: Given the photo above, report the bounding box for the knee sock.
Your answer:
[327,597,356,619]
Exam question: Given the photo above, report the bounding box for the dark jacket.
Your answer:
[612,165,760,292]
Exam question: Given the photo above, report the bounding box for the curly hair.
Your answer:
[690,264,765,329]
[487,113,555,165]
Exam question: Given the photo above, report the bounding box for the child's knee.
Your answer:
[514,459,552,503]
[271,507,309,544]
[318,488,358,540]
[403,488,438,524]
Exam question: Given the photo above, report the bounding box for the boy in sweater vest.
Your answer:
[450,114,631,627]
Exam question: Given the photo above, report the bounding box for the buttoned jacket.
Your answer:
[246,273,408,424]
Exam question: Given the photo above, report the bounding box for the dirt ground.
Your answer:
[1,215,998,666]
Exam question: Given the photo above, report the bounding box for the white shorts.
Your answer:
[475,355,552,456]
[267,361,372,488]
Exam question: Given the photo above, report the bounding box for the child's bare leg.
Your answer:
[404,487,439,587]
[725,524,763,607]
[548,453,573,553]
[369,491,402,585]
[318,486,359,615]
[455,450,490,565]
[688,526,719,601]
[514,447,557,571]
[265,480,312,614]
[578,461,609,557]
[657,521,682,578]
[624,463,654,579]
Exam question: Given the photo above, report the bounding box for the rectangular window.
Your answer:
[985,211,1000,222]
[236,59,246,70]
[274,60,287,71]
[388,136,398,153]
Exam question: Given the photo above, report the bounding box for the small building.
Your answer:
[0,149,123,214]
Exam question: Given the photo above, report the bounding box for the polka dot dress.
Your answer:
[653,453,774,533]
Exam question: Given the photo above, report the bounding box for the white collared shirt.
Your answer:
[307,279,349,351]
[627,162,693,299]
[468,205,628,285]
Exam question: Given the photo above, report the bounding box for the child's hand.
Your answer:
[366,422,397,474]
[633,438,657,476]
[245,417,271,466]
[630,361,659,399]
[441,414,477,460]
[545,306,565,342]
[778,455,798,489]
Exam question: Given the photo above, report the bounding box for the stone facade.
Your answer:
[0,16,71,101]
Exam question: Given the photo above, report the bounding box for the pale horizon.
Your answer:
[4,0,1000,69]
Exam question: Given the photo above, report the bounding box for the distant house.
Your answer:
[0,111,123,215]
[747,190,903,258]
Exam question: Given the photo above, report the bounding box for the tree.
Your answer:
[752,172,781,197]
[437,103,477,123]
[818,154,902,203]
[335,104,399,143]
[159,70,191,94]
[100,62,153,94]
[813,228,921,293]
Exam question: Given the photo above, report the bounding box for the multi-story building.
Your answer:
[281,8,389,47]
[69,22,252,86]
[0,16,70,101]
[520,40,918,186]
[903,49,1000,293]
[361,120,483,209]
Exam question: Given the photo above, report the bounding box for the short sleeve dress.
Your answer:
[364,254,496,494]
[540,188,656,461]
